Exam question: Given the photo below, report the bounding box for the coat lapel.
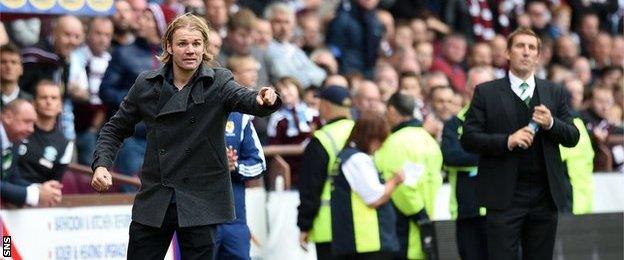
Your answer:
[534,78,553,112]
[157,83,192,117]
[153,62,214,118]
[190,77,206,105]
[192,64,214,104]
[497,76,521,130]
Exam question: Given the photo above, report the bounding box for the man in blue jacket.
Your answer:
[326,0,383,79]
[214,112,266,259]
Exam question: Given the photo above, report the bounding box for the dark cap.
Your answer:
[387,92,415,117]
[319,85,352,107]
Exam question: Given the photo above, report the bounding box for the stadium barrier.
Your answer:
[1,144,622,259]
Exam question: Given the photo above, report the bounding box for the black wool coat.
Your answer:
[92,62,281,227]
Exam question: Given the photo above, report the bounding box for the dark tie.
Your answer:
[520,82,531,106]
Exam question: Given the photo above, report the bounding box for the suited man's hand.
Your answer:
[256,87,277,106]
[92,167,113,191]
[39,180,63,207]
[508,126,535,150]
[532,105,553,129]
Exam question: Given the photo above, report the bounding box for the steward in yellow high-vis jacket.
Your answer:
[297,86,354,259]
[375,93,443,259]
[330,113,402,259]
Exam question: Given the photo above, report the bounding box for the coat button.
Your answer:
[160,149,166,155]
[190,117,196,124]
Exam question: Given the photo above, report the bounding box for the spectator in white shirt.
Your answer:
[339,113,404,208]
[265,3,326,88]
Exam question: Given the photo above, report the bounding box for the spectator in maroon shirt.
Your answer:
[267,77,321,188]
[431,33,467,93]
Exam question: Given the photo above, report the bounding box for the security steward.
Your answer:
[297,85,355,259]
[441,66,493,260]
[375,93,443,260]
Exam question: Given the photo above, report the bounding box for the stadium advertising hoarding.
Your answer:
[0,0,114,16]
[0,205,174,259]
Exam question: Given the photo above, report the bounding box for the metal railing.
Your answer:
[64,144,306,193]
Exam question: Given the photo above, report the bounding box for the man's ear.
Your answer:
[1,111,13,125]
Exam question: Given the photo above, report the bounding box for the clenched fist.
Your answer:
[91,166,113,192]
[508,126,535,150]
[256,87,278,106]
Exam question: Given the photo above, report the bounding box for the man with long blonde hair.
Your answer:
[91,14,281,259]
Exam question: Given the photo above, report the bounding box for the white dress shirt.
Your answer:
[2,86,20,105]
[508,71,536,101]
[508,71,553,130]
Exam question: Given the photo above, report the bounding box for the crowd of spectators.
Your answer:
[1,0,622,203]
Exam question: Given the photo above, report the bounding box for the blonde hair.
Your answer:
[157,13,213,63]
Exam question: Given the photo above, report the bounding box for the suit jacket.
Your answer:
[1,145,33,207]
[92,62,281,228]
[461,76,579,210]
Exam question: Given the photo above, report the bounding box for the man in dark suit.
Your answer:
[1,99,63,207]
[461,28,580,260]
[90,14,280,259]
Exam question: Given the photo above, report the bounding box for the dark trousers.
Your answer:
[316,242,339,260]
[456,216,488,260]
[337,251,395,260]
[486,180,558,260]
[127,203,216,260]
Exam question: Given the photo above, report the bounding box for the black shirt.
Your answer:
[18,126,72,183]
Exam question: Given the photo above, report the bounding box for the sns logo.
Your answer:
[2,236,10,257]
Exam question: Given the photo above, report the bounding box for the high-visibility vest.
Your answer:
[560,117,594,214]
[330,147,399,255]
[375,125,443,259]
[308,119,355,243]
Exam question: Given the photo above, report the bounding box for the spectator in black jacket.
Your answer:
[18,81,73,183]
